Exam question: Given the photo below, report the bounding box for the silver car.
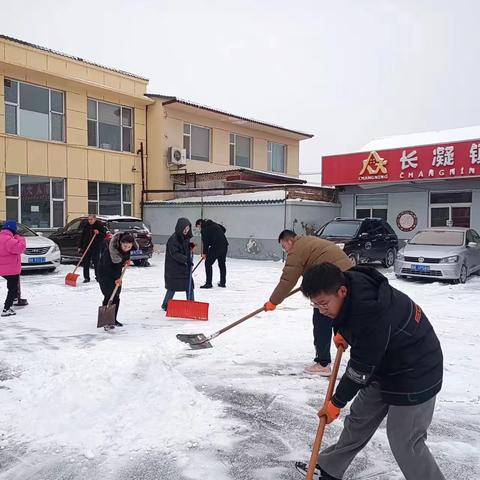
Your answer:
[394,227,480,284]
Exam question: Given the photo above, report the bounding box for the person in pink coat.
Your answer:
[0,220,26,317]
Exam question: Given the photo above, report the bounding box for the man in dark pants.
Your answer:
[195,219,228,289]
[78,214,106,283]
[296,263,445,480]
[263,230,352,375]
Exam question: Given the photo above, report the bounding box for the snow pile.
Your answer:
[0,341,233,457]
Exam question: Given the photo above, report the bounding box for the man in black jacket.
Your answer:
[195,219,228,289]
[78,214,106,283]
[296,263,445,480]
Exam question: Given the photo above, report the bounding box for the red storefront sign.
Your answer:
[322,139,480,186]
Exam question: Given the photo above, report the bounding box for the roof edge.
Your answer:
[0,34,148,81]
[146,94,314,139]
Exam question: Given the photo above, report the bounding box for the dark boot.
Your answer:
[200,283,212,289]
[115,320,123,327]
[217,282,226,288]
[295,462,341,479]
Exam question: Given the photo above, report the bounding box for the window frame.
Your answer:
[428,190,472,228]
[229,133,252,167]
[87,98,133,153]
[5,174,66,228]
[183,123,211,162]
[4,78,65,142]
[267,141,287,173]
[88,181,133,216]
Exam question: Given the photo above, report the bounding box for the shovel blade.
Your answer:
[65,272,79,287]
[97,304,116,328]
[176,333,213,349]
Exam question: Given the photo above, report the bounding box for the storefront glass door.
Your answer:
[430,191,472,228]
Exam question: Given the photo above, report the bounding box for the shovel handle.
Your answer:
[107,262,129,306]
[72,232,98,275]
[215,287,301,337]
[306,346,344,480]
[191,257,204,274]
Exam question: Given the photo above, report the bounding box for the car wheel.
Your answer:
[382,248,396,268]
[454,264,468,284]
[47,268,56,273]
[348,253,359,266]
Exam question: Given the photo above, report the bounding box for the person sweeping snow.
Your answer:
[97,231,136,329]
[161,218,195,311]
[0,220,26,317]
[296,263,445,480]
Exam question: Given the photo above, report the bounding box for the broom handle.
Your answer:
[107,263,129,306]
[216,287,301,337]
[72,232,98,275]
[306,346,344,480]
[191,256,204,274]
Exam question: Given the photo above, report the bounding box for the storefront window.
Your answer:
[5,175,65,228]
[355,194,388,220]
[430,191,471,227]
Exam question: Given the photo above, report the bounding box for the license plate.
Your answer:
[411,264,429,273]
[28,257,46,264]
[131,249,143,255]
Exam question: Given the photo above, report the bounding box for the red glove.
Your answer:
[318,400,341,424]
[263,301,276,311]
[333,333,349,350]
[190,243,196,250]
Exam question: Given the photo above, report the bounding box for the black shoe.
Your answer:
[217,282,226,288]
[295,462,340,479]
[200,284,213,289]
[83,278,90,283]
[115,320,123,327]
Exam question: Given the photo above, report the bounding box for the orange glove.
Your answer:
[333,333,349,350]
[263,301,276,312]
[115,279,122,287]
[318,400,341,424]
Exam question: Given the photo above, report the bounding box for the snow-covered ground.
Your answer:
[0,254,478,479]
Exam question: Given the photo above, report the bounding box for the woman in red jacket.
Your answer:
[0,220,26,317]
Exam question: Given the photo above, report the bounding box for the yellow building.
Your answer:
[0,35,312,229]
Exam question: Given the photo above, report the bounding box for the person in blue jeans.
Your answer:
[162,218,195,311]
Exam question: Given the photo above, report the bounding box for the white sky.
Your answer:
[2,0,480,183]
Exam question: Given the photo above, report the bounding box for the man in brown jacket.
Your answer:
[264,230,352,375]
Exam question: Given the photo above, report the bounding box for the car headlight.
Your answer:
[336,243,345,250]
[52,244,60,253]
[396,252,405,260]
[440,255,459,263]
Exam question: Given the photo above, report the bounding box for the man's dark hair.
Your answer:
[195,219,204,227]
[120,232,135,244]
[278,229,296,242]
[301,263,347,298]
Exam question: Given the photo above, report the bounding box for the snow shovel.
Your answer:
[65,232,97,287]
[191,257,204,274]
[166,254,209,321]
[176,287,301,349]
[97,263,129,329]
[305,345,345,480]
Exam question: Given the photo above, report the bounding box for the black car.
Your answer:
[316,217,399,267]
[49,215,154,266]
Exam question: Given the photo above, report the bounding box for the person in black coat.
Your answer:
[297,263,445,480]
[79,214,106,283]
[195,218,228,288]
[97,231,137,328]
[161,218,195,311]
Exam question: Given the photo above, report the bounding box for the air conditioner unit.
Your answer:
[168,147,187,167]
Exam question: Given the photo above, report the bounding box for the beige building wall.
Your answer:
[146,101,306,200]
[0,37,149,225]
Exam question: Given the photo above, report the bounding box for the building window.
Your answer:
[183,123,210,161]
[268,142,286,173]
[4,78,64,142]
[430,191,472,228]
[88,181,132,216]
[87,99,133,152]
[355,194,388,220]
[5,175,65,228]
[230,133,251,167]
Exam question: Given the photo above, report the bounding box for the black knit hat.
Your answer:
[120,232,135,244]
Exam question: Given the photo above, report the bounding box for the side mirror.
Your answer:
[360,232,369,238]
[468,241,478,248]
